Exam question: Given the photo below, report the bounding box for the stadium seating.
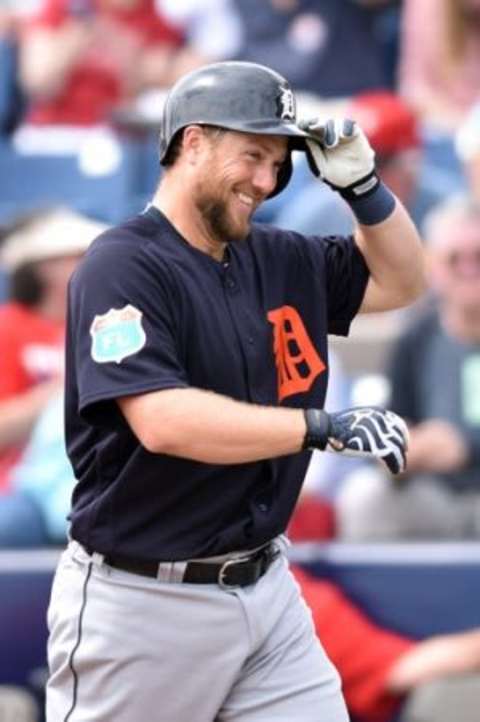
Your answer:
[0,133,160,226]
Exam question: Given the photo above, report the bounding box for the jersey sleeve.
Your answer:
[322,235,370,335]
[293,567,414,722]
[68,241,189,423]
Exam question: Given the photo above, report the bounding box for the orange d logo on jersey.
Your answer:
[267,305,326,402]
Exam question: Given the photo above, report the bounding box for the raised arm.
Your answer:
[300,117,427,312]
[354,198,425,312]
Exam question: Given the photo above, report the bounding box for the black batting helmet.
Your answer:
[159,61,310,198]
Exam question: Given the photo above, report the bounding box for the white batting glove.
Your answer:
[303,406,409,475]
[299,117,379,200]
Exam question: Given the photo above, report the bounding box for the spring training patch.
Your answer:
[90,304,146,364]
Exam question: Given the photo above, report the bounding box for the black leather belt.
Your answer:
[86,543,280,589]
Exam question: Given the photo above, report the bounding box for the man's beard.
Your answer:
[196,193,250,245]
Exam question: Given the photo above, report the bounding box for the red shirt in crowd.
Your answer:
[0,302,64,492]
[23,0,183,125]
[292,566,415,722]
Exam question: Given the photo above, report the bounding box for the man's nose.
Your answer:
[251,164,278,197]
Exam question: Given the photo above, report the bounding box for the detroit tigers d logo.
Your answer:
[267,305,326,401]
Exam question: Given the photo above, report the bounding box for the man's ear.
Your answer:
[182,125,207,165]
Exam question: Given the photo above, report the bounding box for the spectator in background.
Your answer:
[157,0,243,69]
[399,0,480,133]
[161,0,396,99]
[0,4,26,136]
[396,0,471,205]
[456,100,480,202]
[230,0,393,99]
[17,0,185,127]
[336,196,480,540]
[0,207,106,546]
[295,565,480,722]
[7,390,71,545]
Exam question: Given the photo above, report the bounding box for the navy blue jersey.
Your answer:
[65,206,368,559]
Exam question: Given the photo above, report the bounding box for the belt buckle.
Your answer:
[218,557,247,590]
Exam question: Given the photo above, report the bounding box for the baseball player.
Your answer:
[46,61,424,722]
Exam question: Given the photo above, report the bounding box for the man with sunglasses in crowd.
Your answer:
[338,195,480,540]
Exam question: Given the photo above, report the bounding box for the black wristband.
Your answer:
[302,409,331,450]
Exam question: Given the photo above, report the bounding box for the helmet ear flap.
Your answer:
[268,153,293,199]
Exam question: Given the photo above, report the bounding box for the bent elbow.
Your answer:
[403,275,428,306]
[136,423,186,457]
[405,263,429,304]
[392,253,428,309]
[138,428,173,455]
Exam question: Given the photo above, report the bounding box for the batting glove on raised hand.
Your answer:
[299,117,379,201]
[303,406,409,475]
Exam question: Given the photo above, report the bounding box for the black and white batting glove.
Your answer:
[302,407,409,475]
[299,117,380,201]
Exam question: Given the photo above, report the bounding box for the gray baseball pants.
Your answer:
[46,540,349,722]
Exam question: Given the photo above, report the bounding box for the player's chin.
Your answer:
[228,223,251,243]
[227,215,251,244]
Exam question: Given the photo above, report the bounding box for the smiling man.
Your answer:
[163,127,289,250]
[46,61,424,722]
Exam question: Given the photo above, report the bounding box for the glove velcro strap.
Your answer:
[343,179,396,226]
[302,409,331,450]
[338,169,380,201]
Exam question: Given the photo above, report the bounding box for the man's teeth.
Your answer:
[237,193,254,206]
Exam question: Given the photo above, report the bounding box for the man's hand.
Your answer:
[303,406,409,475]
[299,117,379,200]
[407,419,468,474]
[387,629,480,693]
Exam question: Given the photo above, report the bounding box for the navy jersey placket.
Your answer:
[220,259,255,402]
[220,254,276,408]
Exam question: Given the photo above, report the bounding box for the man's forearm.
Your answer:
[355,198,427,313]
[117,388,409,474]
[118,387,306,464]
[386,630,480,693]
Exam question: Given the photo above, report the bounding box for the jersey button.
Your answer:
[257,502,269,512]
[226,278,236,289]
[247,336,254,345]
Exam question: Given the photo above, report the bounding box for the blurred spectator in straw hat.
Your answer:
[0,207,106,546]
[269,90,442,236]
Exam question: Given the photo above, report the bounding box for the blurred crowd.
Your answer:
[2,1,480,721]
